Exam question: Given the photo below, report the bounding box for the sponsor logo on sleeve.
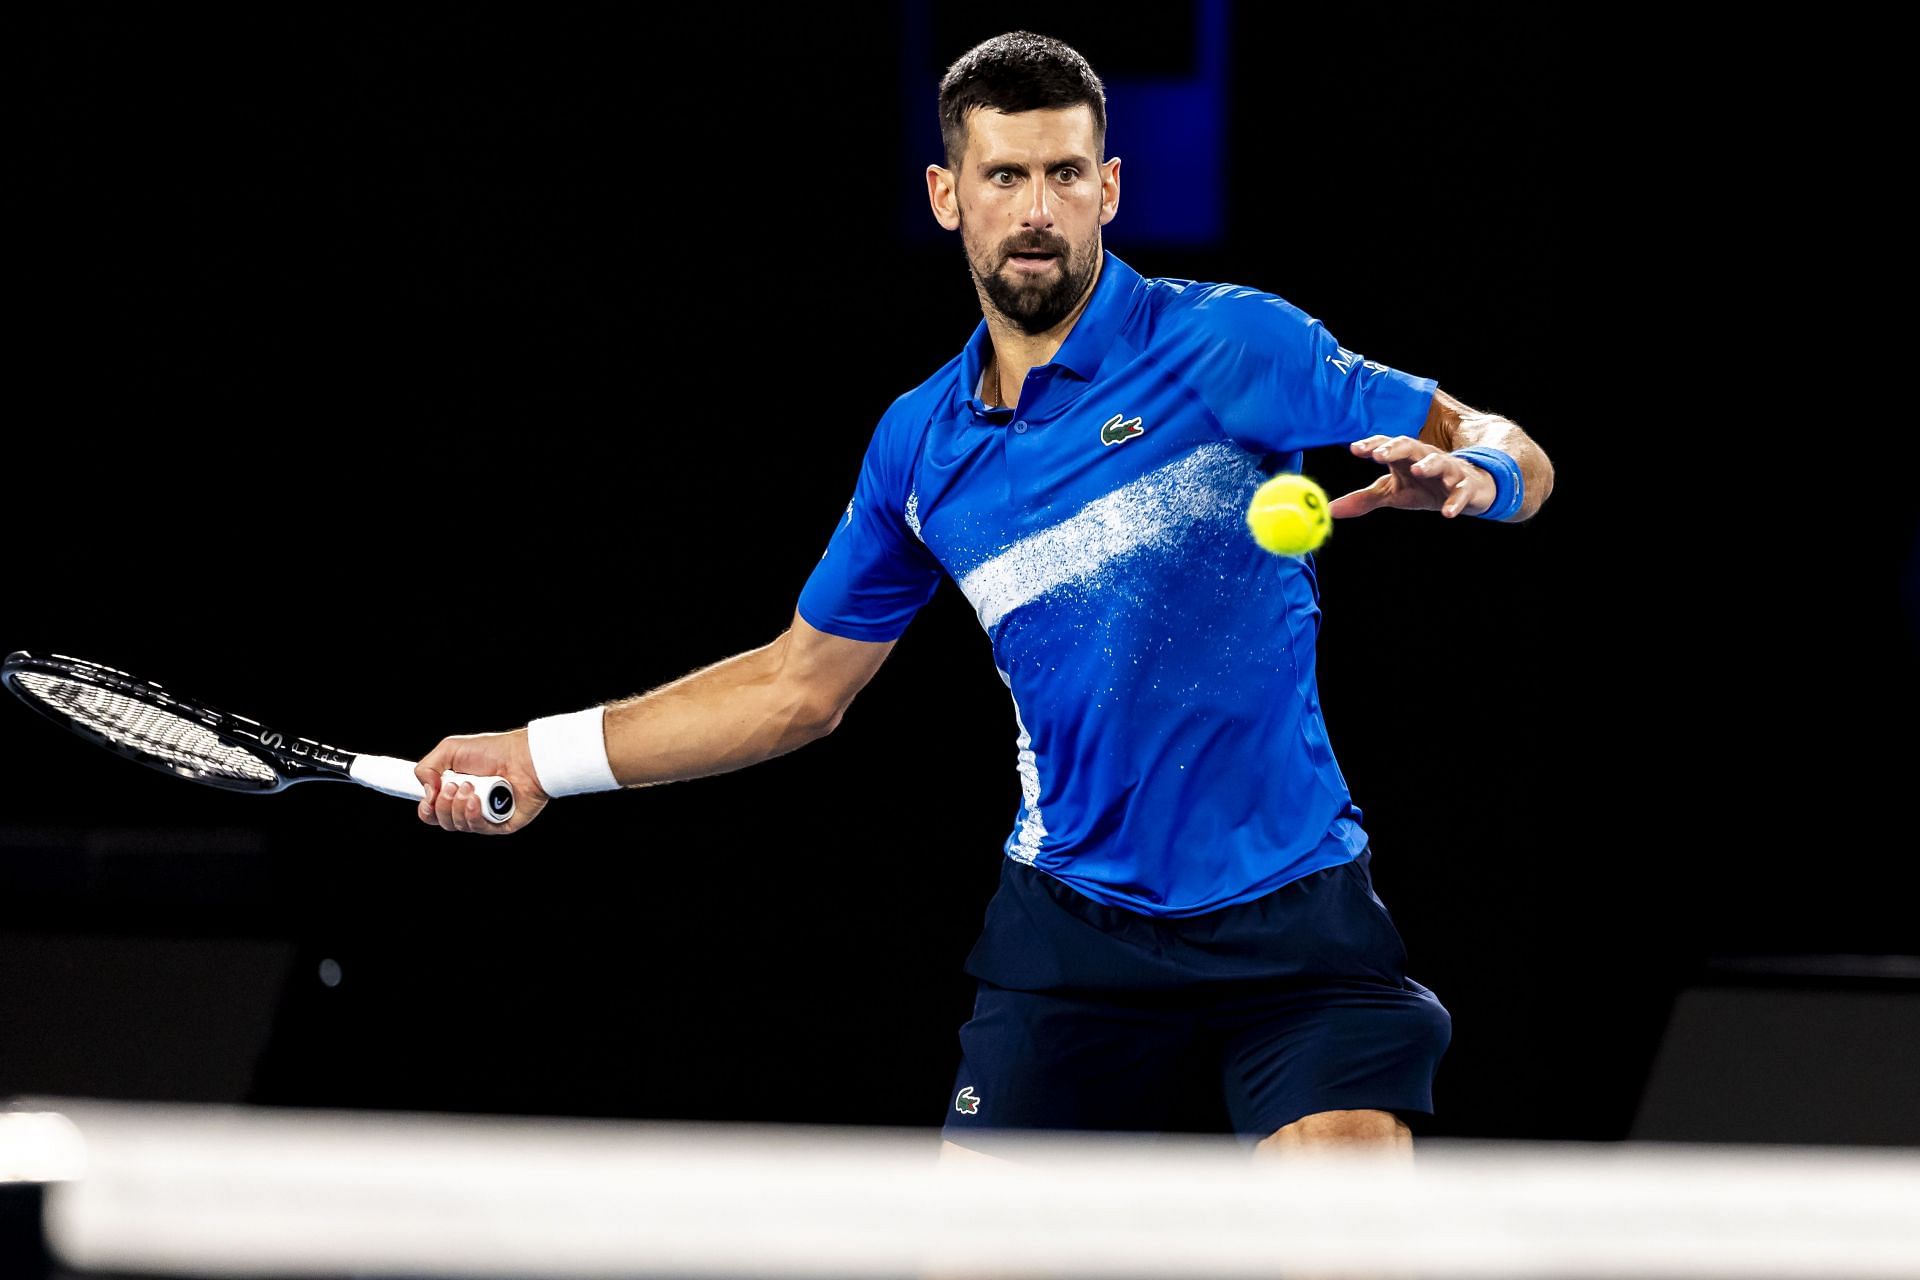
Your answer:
[1329,346,1392,377]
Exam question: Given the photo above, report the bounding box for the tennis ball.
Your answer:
[1246,473,1332,556]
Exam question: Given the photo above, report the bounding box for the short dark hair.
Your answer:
[937,31,1107,171]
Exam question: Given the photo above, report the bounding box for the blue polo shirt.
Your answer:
[798,250,1436,917]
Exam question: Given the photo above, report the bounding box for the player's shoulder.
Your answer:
[1138,271,1315,346]
[883,347,966,424]
[855,348,961,476]
[871,351,959,444]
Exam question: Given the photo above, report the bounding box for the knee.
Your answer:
[1257,1108,1412,1155]
[937,1139,1009,1167]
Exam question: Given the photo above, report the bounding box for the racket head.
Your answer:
[1,650,322,794]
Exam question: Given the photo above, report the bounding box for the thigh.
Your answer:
[941,981,1209,1149]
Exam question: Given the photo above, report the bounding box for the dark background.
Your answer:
[7,4,1915,1146]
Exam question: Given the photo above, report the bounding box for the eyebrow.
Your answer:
[978,156,1095,176]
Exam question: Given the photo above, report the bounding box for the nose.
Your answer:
[1021,178,1055,233]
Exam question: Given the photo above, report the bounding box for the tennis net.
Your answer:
[5,1096,1918,1278]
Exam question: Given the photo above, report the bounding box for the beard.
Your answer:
[962,215,1099,335]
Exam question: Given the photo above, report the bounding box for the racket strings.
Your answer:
[10,672,277,784]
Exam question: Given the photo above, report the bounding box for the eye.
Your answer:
[990,169,1016,186]
[1056,168,1079,183]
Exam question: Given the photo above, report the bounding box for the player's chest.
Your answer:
[912,365,1228,577]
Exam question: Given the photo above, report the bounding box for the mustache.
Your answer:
[1004,238,1068,257]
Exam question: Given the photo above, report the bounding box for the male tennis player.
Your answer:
[416,32,1553,1160]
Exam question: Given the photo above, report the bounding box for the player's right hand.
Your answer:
[414,728,552,835]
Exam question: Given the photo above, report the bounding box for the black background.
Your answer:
[7,5,1915,1143]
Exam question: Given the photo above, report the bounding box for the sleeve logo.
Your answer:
[1328,346,1391,377]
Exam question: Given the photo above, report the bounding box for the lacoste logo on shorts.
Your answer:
[1099,413,1144,447]
[954,1086,981,1116]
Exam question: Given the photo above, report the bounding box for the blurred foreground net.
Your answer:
[5,1097,1918,1278]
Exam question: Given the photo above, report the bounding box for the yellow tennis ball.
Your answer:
[1246,473,1332,556]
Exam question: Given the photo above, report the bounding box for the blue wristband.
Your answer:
[1450,445,1524,522]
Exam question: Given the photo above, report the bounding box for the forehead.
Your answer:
[962,104,1100,164]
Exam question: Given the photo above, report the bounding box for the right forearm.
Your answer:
[598,634,833,788]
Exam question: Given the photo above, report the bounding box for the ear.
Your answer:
[1099,156,1121,226]
[927,164,961,232]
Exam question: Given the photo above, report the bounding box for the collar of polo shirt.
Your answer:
[962,250,1143,419]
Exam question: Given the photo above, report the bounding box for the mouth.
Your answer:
[1007,251,1060,274]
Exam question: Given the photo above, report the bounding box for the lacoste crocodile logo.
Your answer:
[1100,413,1144,447]
[954,1086,981,1116]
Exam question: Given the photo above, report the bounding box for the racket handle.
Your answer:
[349,755,515,825]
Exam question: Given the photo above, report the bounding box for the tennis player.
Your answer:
[416,31,1553,1160]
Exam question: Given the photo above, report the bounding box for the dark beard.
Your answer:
[969,234,1098,336]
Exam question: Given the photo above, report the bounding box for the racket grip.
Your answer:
[349,755,515,825]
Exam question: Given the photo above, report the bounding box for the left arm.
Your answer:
[1333,388,1555,523]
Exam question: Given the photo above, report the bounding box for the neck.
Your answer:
[982,251,1104,410]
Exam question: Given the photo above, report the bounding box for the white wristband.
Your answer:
[525,706,619,797]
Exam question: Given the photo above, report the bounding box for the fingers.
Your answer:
[1339,435,1435,518]
[1350,436,1488,518]
[414,766,440,821]
[415,745,447,824]
[1350,435,1431,466]
[414,738,486,833]
[413,729,543,835]
[1409,453,1487,518]
[416,734,480,831]
[1327,475,1393,519]
[420,775,488,833]
[417,735,460,774]
[415,735,459,820]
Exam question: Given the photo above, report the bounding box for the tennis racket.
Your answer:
[1,650,514,823]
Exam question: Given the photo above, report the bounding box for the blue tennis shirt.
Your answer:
[798,250,1436,918]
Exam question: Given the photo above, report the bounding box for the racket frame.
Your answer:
[2,650,513,822]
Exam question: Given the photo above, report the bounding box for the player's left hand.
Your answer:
[1330,435,1497,520]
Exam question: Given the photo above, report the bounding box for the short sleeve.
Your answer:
[796,411,943,643]
[1182,286,1437,454]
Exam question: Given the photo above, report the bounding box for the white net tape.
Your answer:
[6,1098,1917,1279]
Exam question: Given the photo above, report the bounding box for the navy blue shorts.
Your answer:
[943,850,1450,1151]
